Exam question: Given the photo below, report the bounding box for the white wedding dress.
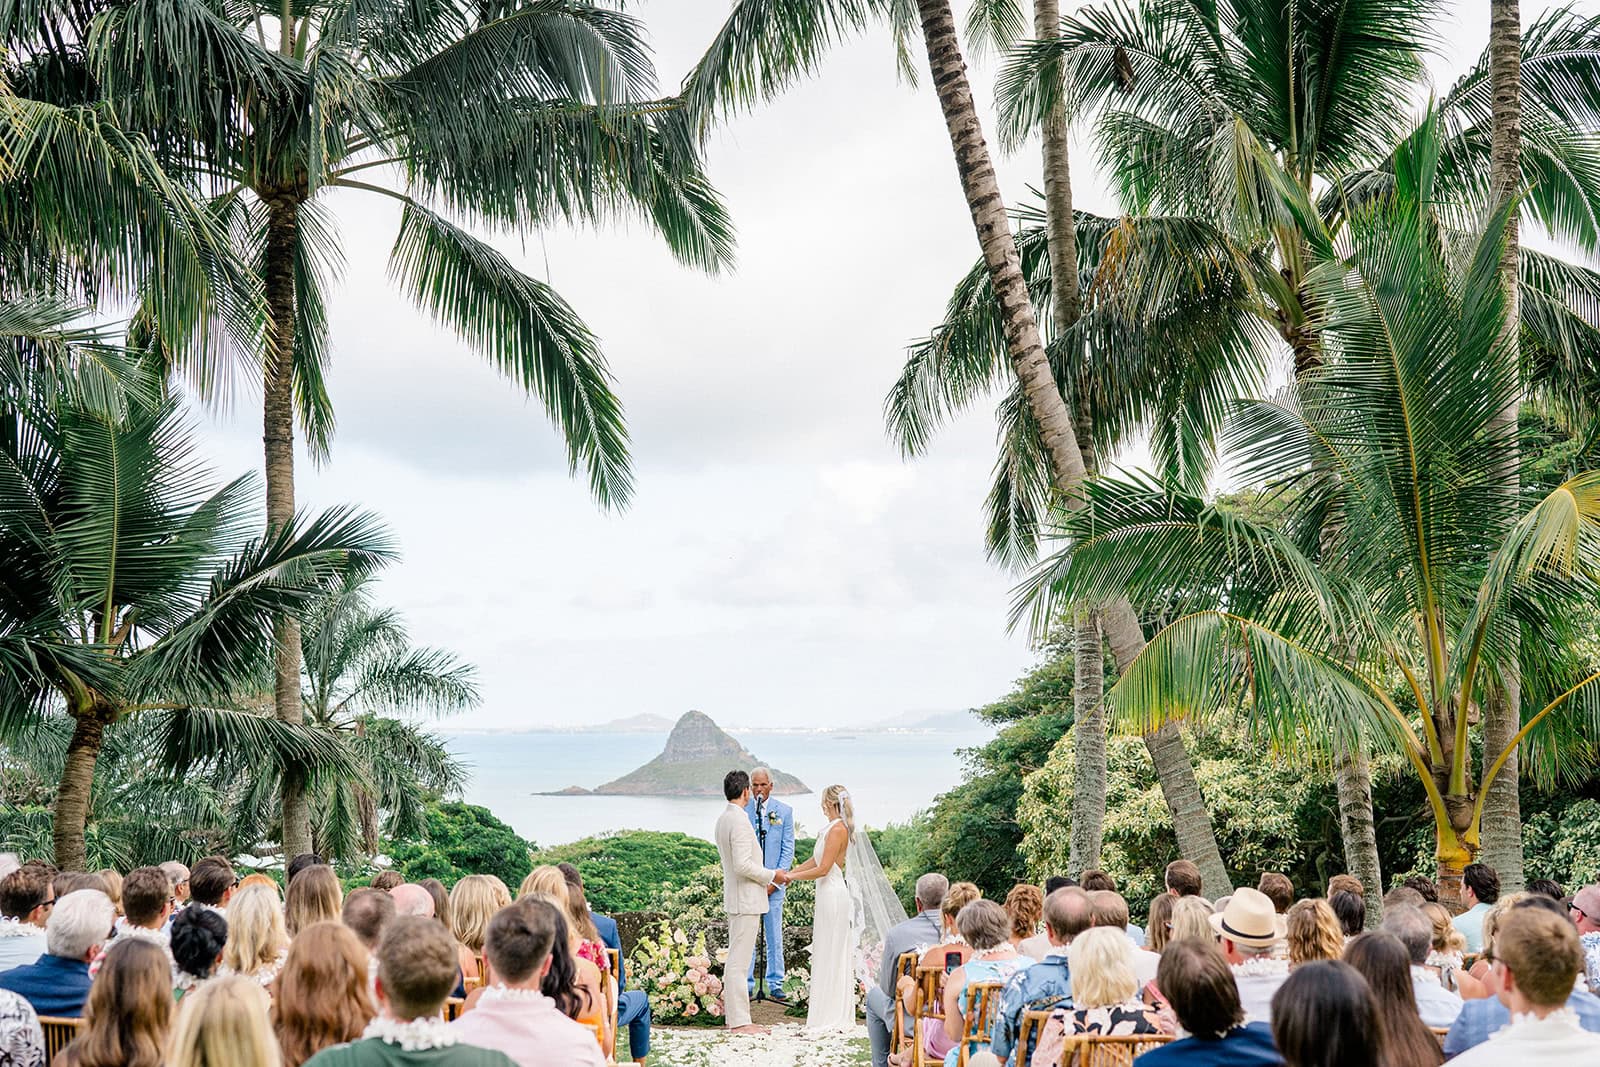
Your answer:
[805,819,857,1031]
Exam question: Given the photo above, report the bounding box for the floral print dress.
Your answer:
[1033,996,1165,1066]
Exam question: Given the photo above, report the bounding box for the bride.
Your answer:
[781,784,906,1031]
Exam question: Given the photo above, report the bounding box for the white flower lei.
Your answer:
[1231,956,1290,979]
[362,1016,459,1052]
[478,984,549,1004]
[0,919,44,939]
[1507,1006,1580,1030]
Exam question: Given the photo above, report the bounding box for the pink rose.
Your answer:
[685,1003,699,1017]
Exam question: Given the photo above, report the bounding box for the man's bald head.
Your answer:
[750,768,773,802]
[1044,887,1093,945]
[390,883,435,919]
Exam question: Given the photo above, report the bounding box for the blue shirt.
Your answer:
[1444,988,1600,1058]
[592,912,623,988]
[990,953,1071,1067]
[1451,902,1492,954]
[1135,1023,1285,1067]
[0,954,92,1018]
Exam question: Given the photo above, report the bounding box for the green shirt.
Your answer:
[305,1037,517,1067]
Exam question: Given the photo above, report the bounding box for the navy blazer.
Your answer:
[592,911,624,988]
[0,953,92,1018]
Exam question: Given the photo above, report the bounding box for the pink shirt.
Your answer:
[447,988,604,1067]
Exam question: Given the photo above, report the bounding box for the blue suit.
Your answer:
[745,795,795,995]
[0,954,92,1018]
[592,911,651,1059]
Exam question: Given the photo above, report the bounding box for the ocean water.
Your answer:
[444,727,994,847]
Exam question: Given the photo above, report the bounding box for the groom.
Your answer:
[715,769,785,1033]
[745,767,795,1002]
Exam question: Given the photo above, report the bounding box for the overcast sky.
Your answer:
[193,0,1524,731]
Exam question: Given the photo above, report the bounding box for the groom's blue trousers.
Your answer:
[747,887,785,995]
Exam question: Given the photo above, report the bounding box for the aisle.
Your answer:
[651,1023,871,1067]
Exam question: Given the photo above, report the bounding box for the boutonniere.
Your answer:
[767,810,782,826]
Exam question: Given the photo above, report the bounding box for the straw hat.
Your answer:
[1209,887,1289,948]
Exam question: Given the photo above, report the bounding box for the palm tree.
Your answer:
[1020,117,1600,907]
[227,575,476,863]
[687,0,1235,894]
[0,367,393,869]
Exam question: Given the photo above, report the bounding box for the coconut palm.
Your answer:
[225,574,476,862]
[1019,117,1600,906]
[0,0,741,855]
[0,366,393,869]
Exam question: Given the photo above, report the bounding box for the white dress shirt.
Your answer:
[1450,1007,1600,1067]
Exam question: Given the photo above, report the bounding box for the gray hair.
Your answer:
[1382,904,1433,964]
[957,899,1012,951]
[48,889,115,960]
[750,767,772,782]
[159,861,190,888]
[914,874,950,911]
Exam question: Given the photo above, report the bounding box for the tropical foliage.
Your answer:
[530,831,720,913]
[386,801,534,888]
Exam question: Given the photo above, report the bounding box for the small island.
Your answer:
[546,710,808,797]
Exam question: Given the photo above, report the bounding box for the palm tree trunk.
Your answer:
[1481,0,1525,891]
[53,707,110,871]
[1334,733,1384,925]
[263,185,312,860]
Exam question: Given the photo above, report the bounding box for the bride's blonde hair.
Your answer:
[822,784,854,834]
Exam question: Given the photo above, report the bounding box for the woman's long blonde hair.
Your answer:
[1285,898,1344,966]
[821,784,854,834]
[169,976,281,1067]
[451,875,512,954]
[518,866,569,907]
[223,884,288,975]
[1068,927,1138,1008]
[1168,896,1215,944]
[284,866,342,939]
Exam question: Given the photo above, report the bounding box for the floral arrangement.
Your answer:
[631,921,724,1025]
[782,966,811,1016]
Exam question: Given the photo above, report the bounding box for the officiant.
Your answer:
[745,766,795,1001]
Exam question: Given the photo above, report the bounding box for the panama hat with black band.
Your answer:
[1209,887,1289,948]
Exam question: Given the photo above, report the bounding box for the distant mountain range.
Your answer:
[540,710,808,797]
[456,708,979,736]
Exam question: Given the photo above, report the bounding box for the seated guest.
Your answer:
[1325,875,1362,899]
[1285,899,1342,968]
[1466,891,1528,987]
[187,857,237,917]
[520,869,608,977]
[168,976,280,1067]
[1328,890,1363,939]
[450,900,604,1067]
[286,854,324,887]
[991,886,1089,1067]
[272,922,374,1067]
[864,873,945,1067]
[1452,863,1499,954]
[1081,873,1143,945]
[1258,873,1293,914]
[51,873,105,900]
[1132,939,1283,1066]
[1570,883,1600,995]
[57,940,172,1067]
[92,870,122,918]
[1419,901,1483,998]
[1003,884,1043,954]
[1528,878,1565,901]
[171,905,228,1000]
[1340,933,1444,1065]
[1451,907,1600,1066]
[1208,888,1289,1024]
[451,876,510,990]
[0,889,114,1017]
[1269,961,1384,1067]
[560,864,650,1065]
[370,871,403,893]
[343,889,398,956]
[390,884,435,920]
[1377,905,1460,1027]
[1088,891,1159,987]
[892,882,981,1065]
[160,862,191,907]
[220,884,289,988]
[0,865,54,972]
[1404,875,1438,902]
[0,987,42,1067]
[1033,927,1163,1066]
[1166,861,1203,899]
[285,866,343,939]
[94,867,175,977]
[511,893,606,1050]
[1167,897,1213,945]
[306,917,515,1067]
[937,900,1030,1067]
[1144,893,1176,956]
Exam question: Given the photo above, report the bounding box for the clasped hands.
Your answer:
[769,869,792,893]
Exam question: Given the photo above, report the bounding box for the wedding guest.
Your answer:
[0,889,114,1017]
[52,873,106,899]
[419,881,452,930]
[514,895,606,1049]
[1420,901,1480,996]
[369,872,403,893]
[1166,861,1203,898]
[894,881,981,1040]
[517,870,610,1018]
[241,874,278,893]
[1452,863,1499,953]
[1003,885,1043,955]
[1377,906,1460,1027]
[343,889,397,956]
[0,865,53,972]
[0,988,42,1067]
[1528,878,1565,901]
[1328,891,1363,938]
[1382,886,1425,911]
[866,873,945,1067]
[1167,897,1215,947]
[449,900,604,1067]
[171,906,228,1000]
[1088,891,1159,987]
[1258,873,1293,914]
[272,922,373,1067]
[417,879,471,996]
[1340,933,1444,1065]
[991,887,1089,1067]
[188,858,237,916]
[304,917,513,1067]
[1404,875,1438,903]
[221,884,289,988]
[1209,889,1289,1024]
[57,940,172,1067]
[451,876,509,988]
[168,976,280,1067]
[286,854,324,887]
[285,866,343,939]
[160,862,192,906]
[1466,891,1528,987]
[1145,893,1176,955]
[389,884,435,920]
[1450,908,1600,1066]
[1044,877,1074,894]
[94,867,175,977]
[1568,883,1600,993]
[1134,940,1283,1066]
[937,900,1029,1066]
[1033,927,1163,1066]
[1269,961,1384,1067]
[1285,900,1342,968]
[560,865,650,1065]
[92,870,122,917]
[1325,875,1362,899]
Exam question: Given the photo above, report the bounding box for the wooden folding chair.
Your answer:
[956,982,1004,1066]
[1058,1034,1173,1066]
[37,1017,81,1065]
[606,946,621,982]
[443,997,465,1021]
[910,966,946,1067]
[1016,1009,1052,1067]
[890,950,920,1056]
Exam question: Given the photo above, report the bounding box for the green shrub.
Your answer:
[530,831,721,914]
[385,801,533,887]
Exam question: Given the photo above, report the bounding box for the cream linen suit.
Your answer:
[715,800,776,1028]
